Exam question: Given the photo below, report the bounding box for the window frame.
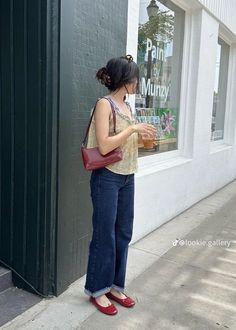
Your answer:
[210,28,235,153]
[211,37,230,143]
[136,0,192,171]
[135,0,186,161]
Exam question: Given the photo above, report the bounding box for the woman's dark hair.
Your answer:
[96,55,139,92]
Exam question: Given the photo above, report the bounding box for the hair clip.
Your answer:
[106,75,111,84]
[121,54,133,62]
[126,54,133,62]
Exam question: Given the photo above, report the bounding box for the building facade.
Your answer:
[128,0,236,242]
[0,0,236,297]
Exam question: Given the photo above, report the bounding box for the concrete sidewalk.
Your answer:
[2,180,236,330]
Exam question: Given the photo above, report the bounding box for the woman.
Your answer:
[84,55,156,315]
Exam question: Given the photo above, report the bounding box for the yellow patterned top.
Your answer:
[86,97,138,175]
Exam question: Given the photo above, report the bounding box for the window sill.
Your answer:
[210,141,233,154]
[137,152,192,177]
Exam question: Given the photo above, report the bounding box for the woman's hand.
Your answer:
[132,123,157,138]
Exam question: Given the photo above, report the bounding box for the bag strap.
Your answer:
[82,97,117,147]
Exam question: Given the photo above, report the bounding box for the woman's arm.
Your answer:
[94,98,156,155]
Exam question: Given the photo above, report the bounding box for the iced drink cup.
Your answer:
[142,135,154,149]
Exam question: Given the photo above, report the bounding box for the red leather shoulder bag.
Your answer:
[81,97,123,171]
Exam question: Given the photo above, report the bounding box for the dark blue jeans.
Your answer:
[84,167,135,298]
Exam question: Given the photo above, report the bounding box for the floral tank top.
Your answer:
[86,96,138,175]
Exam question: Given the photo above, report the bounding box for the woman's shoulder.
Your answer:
[93,96,113,120]
[95,97,112,111]
[96,95,112,105]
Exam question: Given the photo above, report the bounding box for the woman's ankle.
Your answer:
[110,288,126,299]
[94,294,111,307]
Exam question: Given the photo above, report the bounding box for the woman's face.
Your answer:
[127,78,138,95]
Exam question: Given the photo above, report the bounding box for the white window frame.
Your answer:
[127,0,197,175]
[210,26,236,154]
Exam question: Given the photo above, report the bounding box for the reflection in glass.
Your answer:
[136,0,185,156]
[211,38,229,141]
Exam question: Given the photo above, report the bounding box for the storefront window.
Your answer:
[211,38,229,141]
[135,0,185,156]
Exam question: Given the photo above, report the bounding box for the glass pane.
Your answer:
[135,0,185,156]
[211,38,229,141]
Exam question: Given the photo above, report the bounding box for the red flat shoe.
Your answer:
[89,297,118,315]
[106,292,135,308]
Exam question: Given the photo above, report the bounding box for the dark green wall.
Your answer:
[0,0,128,297]
[0,0,59,295]
[56,0,128,295]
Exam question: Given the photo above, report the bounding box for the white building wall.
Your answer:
[198,0,236,35]
[127,0,236,243]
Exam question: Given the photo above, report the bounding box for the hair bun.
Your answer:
[96,67,111,86]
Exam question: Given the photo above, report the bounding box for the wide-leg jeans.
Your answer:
[84,167,135,298]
